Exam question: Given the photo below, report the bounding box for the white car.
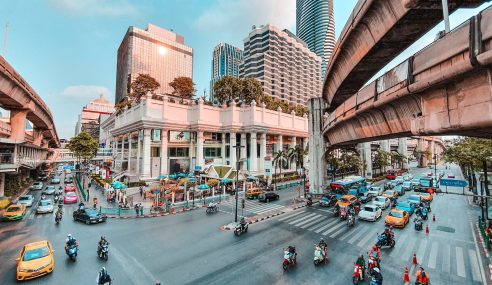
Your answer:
[358,204,382,222]
[372,196,390,209]
[403,174,413,181]
[36,199,54,214]
[368,186,383,196]
[17,195,34,207]
[401,181,412,191]
[43,185,56,195]
[31,182,43,190]
[394,176,404,185]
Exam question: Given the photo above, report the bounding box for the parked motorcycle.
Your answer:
[414,216,423,231]
[234,220,248,236]
[352,264,365,284]
[347,213,356,227]
[313,245,327,265]
[98,243,109,261]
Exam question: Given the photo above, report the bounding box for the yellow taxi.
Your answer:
[336,195,358,208]
[2,204,26,221]
[382,190,398,199]
[245,188,263,199]
[419,192,434,202]
[16,240,55,281]
[385,209,409,228]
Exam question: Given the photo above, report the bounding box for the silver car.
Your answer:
[43,185,56,195]
[17,195,34,207]
[36,199,54,214]
[31,182,43,190]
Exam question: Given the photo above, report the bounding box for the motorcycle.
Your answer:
[414,216,423,231]
[390,198,398,208]
[419,207,428,220]
[282,250,297,271]
[334,207,340,217]
[370,275,380,285]
[66,245,78,261]
[234,222,248,236]
[313,245,327,265]
[340,208,348,220]
[347,213,356,227]
[375,232,395,248]
[352,264,365,284]
[368,256,379,276]
[306,198,313,207]
[54,194,59,203]
[55,212,62,224]
[206,204,219,214]
[98,243,109,261]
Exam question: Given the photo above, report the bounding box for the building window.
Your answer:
[169,147,189,157]
[204,147,221,157]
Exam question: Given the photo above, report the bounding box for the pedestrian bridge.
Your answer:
[323,0,486,112]
[323,5,492,146]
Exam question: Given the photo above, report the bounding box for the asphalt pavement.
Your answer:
[0,163,486,285]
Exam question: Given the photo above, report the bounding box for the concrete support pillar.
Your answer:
[0,173,5,197]
[136,132,141,174]
[277,134,283,153]
[250,132,257,172]
[380,140,390,153]
[196,131,204,168]
[160,130,168,175]
[307,98,327,195]
[417,138,426,167]
[398,138,408,169]
[121,135,126,169]
[240,133,247,171]
[114,136,120,161]
[33,128,43,146]
[141,129,151,179]
[221,133,226,165]
[10,109,27,141]
[259,133,266,172]
[290,136,297,170]
[230,132,236,168]
[359,142,372,179]
[127,135,132,172]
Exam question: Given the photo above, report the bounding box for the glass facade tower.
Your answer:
[210,43,243,102]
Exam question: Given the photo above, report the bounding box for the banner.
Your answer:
[169,131,191,142]
[264,156,272,178]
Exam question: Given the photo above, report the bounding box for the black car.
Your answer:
[258,192,279,203]
[73,208,107,224]
[358,192,374,204]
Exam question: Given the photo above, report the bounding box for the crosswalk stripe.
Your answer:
[301,216,325,229]
[390,233,409,258]
[357,228,378,249]
[401,238,416,262]
[416,239,428,266]
[278,211,306,221]
[288,213,317,225]
[442,243,451,273]
[322,221,346,236]
[427,242,438,269]
[339,225,358,241]
[329,223,349,238]
[456,247,466,278]
[293,214,322,227]
[314,219,338,233]
[468,249,482,281]
[347,228,367,244]
[256,206,285,215]
[307,219,331,231]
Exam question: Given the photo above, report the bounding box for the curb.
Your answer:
[246,211,284,225]
[105,205,204,219]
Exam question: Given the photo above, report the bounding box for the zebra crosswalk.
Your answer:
[220,199,285,215]
[275,209,483,282]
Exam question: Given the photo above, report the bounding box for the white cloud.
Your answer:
[60,85,111,100]
[194,0,296,36]
[48,0,139,17]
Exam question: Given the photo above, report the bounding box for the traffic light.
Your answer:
[241,198,245,209]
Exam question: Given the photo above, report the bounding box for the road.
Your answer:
[0,163,486,285]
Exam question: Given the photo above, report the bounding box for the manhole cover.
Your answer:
[436,226,455,233]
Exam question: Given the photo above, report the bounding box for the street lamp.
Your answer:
[232,140,244,223]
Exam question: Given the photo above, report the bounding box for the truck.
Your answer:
[416,177,436,193]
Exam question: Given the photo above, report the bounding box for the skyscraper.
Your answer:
[74,94,114,140]
[210,43,243,102]
[240,24,321,105]
[115,24,193,104]
[296,0,335,77]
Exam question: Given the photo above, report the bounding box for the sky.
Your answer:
[0,0,490,140]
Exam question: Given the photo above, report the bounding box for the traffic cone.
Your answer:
[433,214,436,222]
[426,224,429,235]
[403,266,410,282]
[412,253,418,265]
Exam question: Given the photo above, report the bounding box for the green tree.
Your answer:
[129,74,160,103]
[272,150,287,189]
[169,76,196,98]
[213,76,243,104]
[374,149,392,175]
[67,132,99,163]
[338,150,363,178]
[391,152,407,169]
[326,150,340,181]
[241,77,264,104]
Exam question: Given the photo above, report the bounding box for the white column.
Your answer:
[380,140,390,152]
[160,130,168,175]
[136,132,141,174]
[221,133,226,165]
[277,135,283,153]
[0,172,5,197]
[250,132,258,172]
[230,132,236,168]
[259,133,266,172]
[240,133,247,171]
[141,129,151,179]
[114,137,119,168]
[290,136,297,170]
[196,131,204,168]
[359,142,372,178]
[398,138,408,169]
[121,135,126,167]
[127,135,132,172]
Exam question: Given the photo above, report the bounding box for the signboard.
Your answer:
[440,179,468,187]
[194,165,202,171]
[264,156,272,177]
[169,131,191,142]
[152,129,161,142]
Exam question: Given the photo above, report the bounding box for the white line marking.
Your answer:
[427,242,438,269]
[292,214,322,227]
[470,220,487,285]
[442,243,451,273]
[322,221,346,236]
[278,211,305,221]
[357,228,378,249]
[314,219,338,233]
[416,239,428,266]
[469,249,482,281]
[288,213,317,225]
[301,217,326,229]
[347,228,367,244]
[307,219,331,231]
[456,247,466,278]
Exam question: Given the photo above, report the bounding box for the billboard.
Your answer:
[169,131,191,142]
[170,158,190,174]
[152,129,161,142]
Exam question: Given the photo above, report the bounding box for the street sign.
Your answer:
[440,179,468,187]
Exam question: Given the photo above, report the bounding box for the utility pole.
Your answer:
[3,22,8,57]
[441,0,450,33]
[232,140,244,223]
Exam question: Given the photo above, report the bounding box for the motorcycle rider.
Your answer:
[65,234,77,253]
[97,236,108,256]
[55,205,63,221]
[355,254,366,277]
[318,237,327,249]
[369,245,381,266]
[371,267,383,285]
[415,267,430,285]
[286,245,296,264]
[97,267,112,285]
[382,226,394,243]
[334,203,340,216]
[239,217,247,231]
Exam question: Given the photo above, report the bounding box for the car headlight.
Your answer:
[18,269,29,273]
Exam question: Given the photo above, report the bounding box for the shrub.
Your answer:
[0,200,11,209]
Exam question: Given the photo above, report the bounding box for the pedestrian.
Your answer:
[143,190,147,201]
[139,204,144,216]
[139,186,143,197]
[87,188,90,201]
[134,204,139,216]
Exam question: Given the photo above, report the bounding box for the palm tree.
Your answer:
[273,150,287,190]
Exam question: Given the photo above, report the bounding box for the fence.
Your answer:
[275,180,303,190]
[478,216,490,249]
[75,176,87,201]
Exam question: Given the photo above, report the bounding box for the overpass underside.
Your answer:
[324,6,492,147]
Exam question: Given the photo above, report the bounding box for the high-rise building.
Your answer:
[240,24,321,105]
[296,0,335,76]
[210,43,243,102]
[115,23,193,104]
[74,94,115,140]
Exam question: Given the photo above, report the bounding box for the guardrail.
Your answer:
[478,216,490,249]
[75,176,87,202]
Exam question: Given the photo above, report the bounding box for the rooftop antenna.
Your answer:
[3,22,8,57]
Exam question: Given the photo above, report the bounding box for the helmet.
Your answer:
[101,267,106,273]
[373,268,380,273]
[67,234,72,239]
[320,238,324,242]
[101,236,105,240]
[372,245,377,251]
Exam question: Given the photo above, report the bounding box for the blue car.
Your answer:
[407,194,421,207]
[396,201,415,216]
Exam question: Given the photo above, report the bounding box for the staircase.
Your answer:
[112,170,128,181]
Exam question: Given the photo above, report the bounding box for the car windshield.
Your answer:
[375,197,384,202]
[85,209,99,217]
[7,207,21,212]
[398,202,410,208]
[23,247,50,261]
[66,192,76,197]
[39,200,52,206]
[364,206,375,212]
[19,196,30,201]
[409,195,419,201]
[389,211,403,218]
[340,197,351,203]
[384,191,393,195]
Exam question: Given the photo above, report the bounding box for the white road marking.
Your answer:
[338,225,358,241]
[456,247,466,278]
[322,221,345,236]
[416,239,428,266]
[278,211,305,221]
[307,219,331,231]
[347,228,367,244]
[401,238,416,262]
[357,228,378,249]
[470,220,487,285]
[314,219,338,233]
[442,243,451,273]
[111,245,158,284]
[427,242,438,269]
[329,225,348,238]
[469,249,482,281]
[293,214,322,227]
[288,213,317,225]
[300,216,326,229]
[390,233,409,258]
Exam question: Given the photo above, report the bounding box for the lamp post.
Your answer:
[433,154,437,182]
[232,140,244,223]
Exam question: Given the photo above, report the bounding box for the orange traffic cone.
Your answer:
[403,266,410,282]
[426,224,429,235]
[432,214,436,222]
[412,253,418,265]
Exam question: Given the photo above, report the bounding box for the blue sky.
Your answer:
[0,0,489,139]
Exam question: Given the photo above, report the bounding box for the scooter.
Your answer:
[306,197,313,207]
[98,243,109,261]
[414,216,423,231]
[352,264,365,284]
[282,250,297,271]
[368,256,379,276]
[234,221,248,236]
[375,232,395,248]
[54,194,60,204]
[66,245,78,261]
[313,245,327,265]
[55,212,62,225]
[347,213,356,227]
[206,204,219,214]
